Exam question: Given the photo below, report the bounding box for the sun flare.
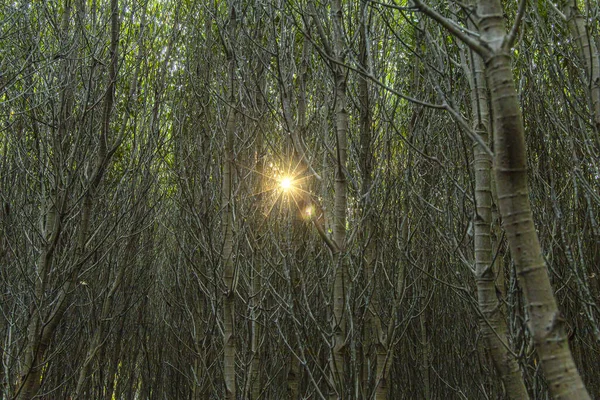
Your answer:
[279,176,293,191]
[239,159,313,218]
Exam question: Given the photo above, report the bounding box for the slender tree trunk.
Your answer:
[330,1,348,397]
[248,54,266,400]
[104,304,128,400]
[287,355,300,399]
[222,6,237,399]
[73,4,143,394]
[358,20,377,400]
[18,0,74,392]
[562,0,600,133]
[357,2,390,397]
[476,0,591,397]
[222,96,237,400]
[465,21,529,398]
[419,285,431,400]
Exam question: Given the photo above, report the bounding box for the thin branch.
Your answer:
[370,0,415,11]
[307,2,333,57]
[412,0,491,57]
[291,128,323,181]
[287,2,446,109]
[503,0,528,50]
[444,103,493,157]
[312,217,339,255]
[432,82,493,156]
[547,1,567,21]
[305,28,446,109]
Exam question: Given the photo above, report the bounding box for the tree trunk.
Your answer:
[330,0,348,397]
[357,2,390,397]
[477,0,591,397]
[466,22,529,398]
[222,7,238,399]
[562,0,600,133]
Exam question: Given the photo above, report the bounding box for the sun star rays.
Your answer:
[279,177,293,191]
[239,156,314,220]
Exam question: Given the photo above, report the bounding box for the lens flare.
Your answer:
[279,177,293,191]
[304,205,313,218]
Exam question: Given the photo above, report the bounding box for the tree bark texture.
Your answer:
[477,0,591,397]
[562,0,600,133]
[222,7,238,398]
[467,22,529,398]
[330,0,349,397]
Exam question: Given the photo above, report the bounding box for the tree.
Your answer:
[415,0,592,397]
[1,0,598,398]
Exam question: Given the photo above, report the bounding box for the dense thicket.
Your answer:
[1,0,599,399]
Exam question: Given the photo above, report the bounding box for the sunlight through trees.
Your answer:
[0,0,599,399]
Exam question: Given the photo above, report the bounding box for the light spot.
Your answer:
[280,177,293,191]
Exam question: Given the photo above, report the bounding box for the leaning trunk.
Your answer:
[478,0,591,397]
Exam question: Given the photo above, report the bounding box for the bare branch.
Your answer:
[412,0,491,57]
[503,0,528,50]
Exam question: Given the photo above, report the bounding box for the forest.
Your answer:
[0,0,599,398]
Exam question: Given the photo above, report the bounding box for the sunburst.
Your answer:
[279,176,294,191]
[239,157,314,220]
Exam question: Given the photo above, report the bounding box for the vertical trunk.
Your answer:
[359,14,376,400]
[104,308,126,400]
[562,0,600,133]
[330,0,348,397]
[419,288,431,400]
[286,216,304,400]
[19,192,61,400]
[248,242,261,400]
[357,2,389,398]
[191,12,214,400]
[477,0,591,397]
[222,97,236,400]
[287,356,300,399]
[248,53,266,400]
[276,27,306,396]
[222,6,237,399]
[467,24,529,398]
